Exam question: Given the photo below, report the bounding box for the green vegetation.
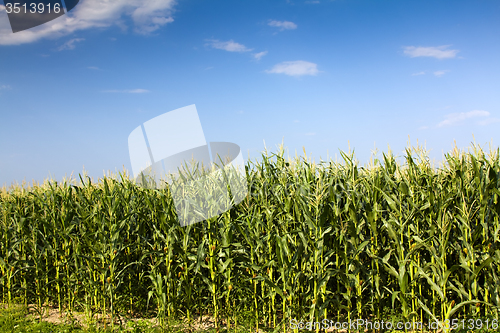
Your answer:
[0,305,87,333]
[1,144,500,332]
[0,304,244,332]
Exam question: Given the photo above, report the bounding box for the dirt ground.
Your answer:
[18,304,219,331]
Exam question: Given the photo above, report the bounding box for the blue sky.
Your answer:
[1,0,499,187]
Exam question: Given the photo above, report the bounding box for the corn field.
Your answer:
[1,144,500,331]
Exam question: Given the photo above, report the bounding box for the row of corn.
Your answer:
[1,144,499,331]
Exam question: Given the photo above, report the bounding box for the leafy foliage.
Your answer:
[1,143,500,332]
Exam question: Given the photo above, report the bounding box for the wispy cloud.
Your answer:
[103,89,150,93]
[0,0,176,45]
[433,70,449,77]
[305,132,316,136]
[268,20,297,31]
[403,45,459,59]
[266,60,320,77]
[305,1,320,3]
[88,66,101,70]
[205,39,252,52]
[58,38,85,51]
[411,70,450,77]
[253,51,268,60]
[438,110,489,127]
[0,84,11,90]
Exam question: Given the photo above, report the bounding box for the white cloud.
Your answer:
[268,20,297,31]
[103,89,150,93]
[88,66,100,70]
[266,60,320,77]
[0,84,11,90]
[58,38,85,51]
[403,45,459,59]
[253,51,268,60]
[433,70,449,77]
[412,71,426,76]
[438,110,490,127]
[305,1,320,3]
[205,39,252,52]
[0,0,176,45]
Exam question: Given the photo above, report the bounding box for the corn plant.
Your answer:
[1,143,499,331]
